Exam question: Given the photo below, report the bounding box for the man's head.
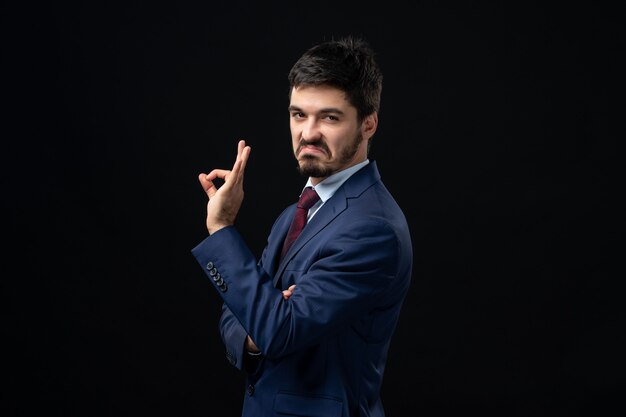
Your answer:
[287,37,383,183]
[288,36,383,124]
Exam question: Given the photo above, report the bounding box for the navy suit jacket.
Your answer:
[192,161,413,417]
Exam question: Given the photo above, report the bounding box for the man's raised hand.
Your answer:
[198,140,251,235]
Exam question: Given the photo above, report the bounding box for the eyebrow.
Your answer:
[288,105,346,116]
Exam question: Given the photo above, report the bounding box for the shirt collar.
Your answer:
[303,159,370,203]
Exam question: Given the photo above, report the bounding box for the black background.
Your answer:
[3,2,623,416]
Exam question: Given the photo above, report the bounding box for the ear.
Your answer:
[361,112,378,140]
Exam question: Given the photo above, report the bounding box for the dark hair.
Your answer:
[288,36,383,123]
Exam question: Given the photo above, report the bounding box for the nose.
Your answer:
[301,118,321,141]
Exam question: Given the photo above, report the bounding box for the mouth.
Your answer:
[298,144,326,157]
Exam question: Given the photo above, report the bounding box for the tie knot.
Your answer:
[297,187,320,210]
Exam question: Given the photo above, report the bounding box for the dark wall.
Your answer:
[4,2,622,416]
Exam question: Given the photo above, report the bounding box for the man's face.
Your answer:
[288,85,376,182]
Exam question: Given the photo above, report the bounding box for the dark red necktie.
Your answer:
[280,187,320,261]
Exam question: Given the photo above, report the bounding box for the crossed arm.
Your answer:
[244,284,296,353]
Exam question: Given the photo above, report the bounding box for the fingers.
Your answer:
[204,169,231,182]
[282,284,297,300]
[237,139,245,159]
[240,145,251,175]
[232,140,251,184]
[198,169,231,197]
[198,172,216,196]
[245,335,260,353]
[198,140,251,196]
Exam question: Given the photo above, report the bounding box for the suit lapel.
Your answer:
[272,160,382,287]
[274,191,347,284]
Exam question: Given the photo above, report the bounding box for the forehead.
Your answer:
[289,85,353,112]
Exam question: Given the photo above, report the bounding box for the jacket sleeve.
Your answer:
[192,217,406,360]
[192,226,281,368]
[217,303,247,371]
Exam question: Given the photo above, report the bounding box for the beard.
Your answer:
[296,131,363,178]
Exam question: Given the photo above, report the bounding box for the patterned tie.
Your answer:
[280,187,320,261]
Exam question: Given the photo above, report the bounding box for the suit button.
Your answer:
[247,384,255,396]
[219,283,228,292]
[209,267,218,276]
[206,262,214,270]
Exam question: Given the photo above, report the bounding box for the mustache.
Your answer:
[297,139,330,155]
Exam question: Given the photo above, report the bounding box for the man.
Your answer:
[192,36,413,417]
